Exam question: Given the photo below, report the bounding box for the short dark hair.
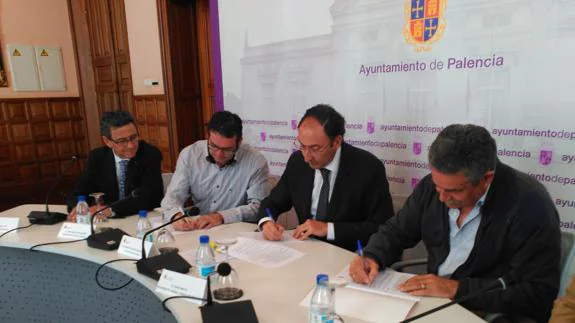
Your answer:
[298,104,346,140]
[100,110,136,138]
[207,111,243,140]
[428,124,497,185]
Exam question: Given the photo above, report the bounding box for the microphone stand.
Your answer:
[400,278,509,323]
[86,190,139,250]
[136,208,199,280]
[28,156,78,225]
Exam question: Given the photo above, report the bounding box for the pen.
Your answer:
[265,208,275,222]
[356,240,367,273]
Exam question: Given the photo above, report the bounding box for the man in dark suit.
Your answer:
[66,110,163,219]
[257,104,394,251]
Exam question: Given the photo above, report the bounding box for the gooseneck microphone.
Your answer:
[136,206,200,280]
[86,189,140,250]
[28,155,78,225]
[400,275,516,323]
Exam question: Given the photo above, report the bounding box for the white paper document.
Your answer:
[300,285,417,323]
[238,230,300,242]
[227,237,304,267]
[337,265,421,302]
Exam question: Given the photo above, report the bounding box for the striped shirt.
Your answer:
[161,140,270,223]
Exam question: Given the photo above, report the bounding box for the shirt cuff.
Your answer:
[218,209,241,224]
[327,222,335,240]
[257,217,273,231]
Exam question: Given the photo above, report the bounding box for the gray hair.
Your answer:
[428,124,497,185]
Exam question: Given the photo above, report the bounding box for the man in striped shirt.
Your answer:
[161,111,270,230]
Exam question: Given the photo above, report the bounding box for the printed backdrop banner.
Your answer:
[216,0,575,230]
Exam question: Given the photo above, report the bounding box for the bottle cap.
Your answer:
[199,235,209,244]
[316,274,329,284]
[77,195,86,202]
[138,210,148,218]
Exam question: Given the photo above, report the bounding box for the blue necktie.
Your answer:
[118,160,129,199]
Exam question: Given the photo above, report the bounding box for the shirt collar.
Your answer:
[323,146,341,173]
[476,184,490,207]
[113,151,130,164]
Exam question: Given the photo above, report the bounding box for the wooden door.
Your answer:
[84,0,133,115]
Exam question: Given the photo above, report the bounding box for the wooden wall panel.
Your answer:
[133,95,173,172]
[0,98,89,210]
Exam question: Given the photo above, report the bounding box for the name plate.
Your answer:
[57,222,91,239]
[117,235,153,259]
[156,269,207,305]
[0,217,19,233]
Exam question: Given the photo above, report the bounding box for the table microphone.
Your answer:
[86,189,140,250]
[400,274,516,323]
[28,155,78,225]
[136,207,200,280]
[201,263,259,323]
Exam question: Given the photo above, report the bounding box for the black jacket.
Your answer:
[257,142,395,251]
[364,161,561,322]
[66,140,164,217]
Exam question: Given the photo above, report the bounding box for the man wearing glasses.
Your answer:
[66,110,164,219]
[162,111,270,230]
[257,104,395,251]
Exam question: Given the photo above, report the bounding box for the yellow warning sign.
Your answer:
[12,49,21,56]
[40,49,49,57]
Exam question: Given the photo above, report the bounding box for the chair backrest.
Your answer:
[559,230,575,296]
[161,173,174,194]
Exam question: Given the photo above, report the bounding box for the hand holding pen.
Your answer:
[349,240,380,285]
[261,208,285,241]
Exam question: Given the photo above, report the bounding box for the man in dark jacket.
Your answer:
[66,110,163,218]
[349,124,560,322]
[257,104,394,251]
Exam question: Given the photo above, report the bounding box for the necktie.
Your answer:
[315,168,331,221]
[118,160,129,199]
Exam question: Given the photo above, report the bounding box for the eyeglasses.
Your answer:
[110,134,139,147]
[207,142,237,157]
[293,140,331,155]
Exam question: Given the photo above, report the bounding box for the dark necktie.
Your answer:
[315,168,331,221]
[118,160,129,199]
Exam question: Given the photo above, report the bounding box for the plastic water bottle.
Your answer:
[196,235,216,278]
[76,195,90,224]
[136,210,153,242]
[309,274,334,323]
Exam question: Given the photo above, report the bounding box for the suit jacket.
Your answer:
[364,161,560,322]
[66,140,164,217]
[257,142,395,251]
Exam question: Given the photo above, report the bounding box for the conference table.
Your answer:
[0,205,484,322]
